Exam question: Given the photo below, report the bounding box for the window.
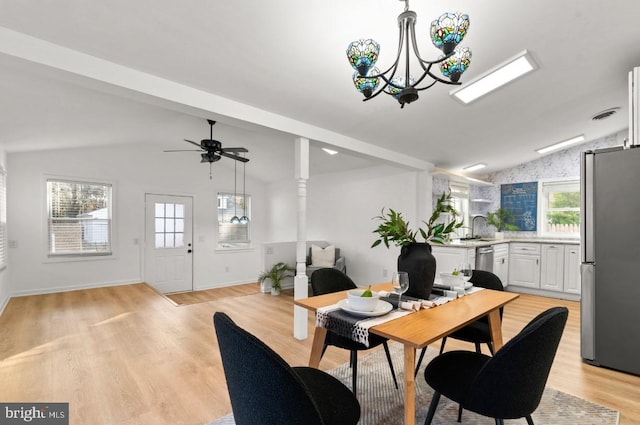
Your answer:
[0,167,6,269]
[217,192,250,248]
[154,202,185,248]
[449,182,470,238]
[47,179,112,256]
[540,179,580,237]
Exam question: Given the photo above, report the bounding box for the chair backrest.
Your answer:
[469,270,505,320]
[469,269,504,291]
[213,312,325,425]
[310,268,357,296]
[464,306,569,420]
[307,247,341,265]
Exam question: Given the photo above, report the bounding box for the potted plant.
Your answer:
[486,207,519,239]
[371,191,464,299]
[258,262,295,295]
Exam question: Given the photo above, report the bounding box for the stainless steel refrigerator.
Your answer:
[580,145,640,375]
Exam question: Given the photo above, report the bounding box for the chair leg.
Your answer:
[487,341,495,355]
[320,343,328,360]
[382,341,399,389]
[457,404,463,422]
[474,342,481,354]
[525,415,535,425]
[350,350,358,394]
[439,336,448,355]
[414,347,427,377]
[424,391,441,425]
[495,419,504,425]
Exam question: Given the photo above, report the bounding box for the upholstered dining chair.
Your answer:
[414,269,505,376]
[213,312,360,425]
[310,268,398,395]
[422,306,569,425]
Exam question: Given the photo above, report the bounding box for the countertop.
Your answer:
[437,238,580,248]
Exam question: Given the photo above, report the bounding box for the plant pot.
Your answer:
[260,279,272,293]
[270,287,281,296]
[397,242,437,300]
[494,231,504,240]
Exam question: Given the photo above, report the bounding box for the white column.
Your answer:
[293,137,309,340]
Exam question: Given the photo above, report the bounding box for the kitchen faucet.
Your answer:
[471,214,487,238]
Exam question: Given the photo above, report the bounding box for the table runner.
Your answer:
[316,291,473,347]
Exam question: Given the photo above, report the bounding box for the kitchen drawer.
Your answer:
[510,243,541,255]
[493,243,509,255]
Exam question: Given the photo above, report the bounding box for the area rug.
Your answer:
[209,343,619,425]
[164,283,261,306]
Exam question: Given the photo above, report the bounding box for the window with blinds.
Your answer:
[0,167,6,269]
[47,179,112,256]
[217,192,250,248]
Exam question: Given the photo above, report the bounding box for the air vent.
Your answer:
[591,107,620,121]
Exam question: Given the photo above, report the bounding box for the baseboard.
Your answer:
[9,278,144,298]
[0,293,9,317]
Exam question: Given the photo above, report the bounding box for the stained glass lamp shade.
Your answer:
[430,12,470,55]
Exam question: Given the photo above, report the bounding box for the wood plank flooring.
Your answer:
[164,282,261,306]
[1,283,639,425]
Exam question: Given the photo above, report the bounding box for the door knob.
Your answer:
[187,249,192,254]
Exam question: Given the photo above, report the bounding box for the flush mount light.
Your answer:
[450,50,537,104]
[463,163,486,172]
[536,135,585,154]
[322,148,339,155]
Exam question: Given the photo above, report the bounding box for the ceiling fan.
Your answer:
[165,119,249,164]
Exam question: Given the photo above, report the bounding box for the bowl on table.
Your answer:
[346,289,380,312]
[439,272,466,287]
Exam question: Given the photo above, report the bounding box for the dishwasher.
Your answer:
[475,246,494,272]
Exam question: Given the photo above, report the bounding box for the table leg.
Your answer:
[487,308,504,351]
[309,327,327,368]
[403,345,416,425]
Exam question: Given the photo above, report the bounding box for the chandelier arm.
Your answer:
[425,70,462,86]
[362,75,395,101]
[413,80,438,92]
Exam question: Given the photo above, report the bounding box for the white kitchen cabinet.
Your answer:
[508,243,541,288]
[492,243,509,286]
[563,246,581,294]
[540,244,565,292]
[431,246,476,278]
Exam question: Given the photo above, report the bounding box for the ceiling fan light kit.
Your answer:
[346,0,472,108]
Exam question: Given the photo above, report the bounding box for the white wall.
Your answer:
[0,146,8,312]
[266,164,432,287]
[6,142,266,296]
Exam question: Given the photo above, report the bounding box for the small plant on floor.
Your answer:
[257,262,295,295]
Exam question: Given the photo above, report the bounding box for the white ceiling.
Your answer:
[0,0,639,182]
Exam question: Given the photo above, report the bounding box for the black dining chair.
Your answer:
[213,312,360,425]
[414,269,504,376]
[310,267,398,395]
[422,306,569,425]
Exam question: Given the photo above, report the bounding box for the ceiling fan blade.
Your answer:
[164,149,203,152]
[221,147,249,153]
[220,151,250,162]
[184,139,204,149]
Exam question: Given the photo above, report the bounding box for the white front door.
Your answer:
[144,194,193,293]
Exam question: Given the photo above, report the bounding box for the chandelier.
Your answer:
[346,0,472,108]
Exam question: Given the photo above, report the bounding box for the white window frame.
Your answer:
[217,192,251,250]
[449,182,470,239]
[538,177,580,238]
[45,176,115,260]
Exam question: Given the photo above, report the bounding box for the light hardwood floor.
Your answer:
[1,283,638,425]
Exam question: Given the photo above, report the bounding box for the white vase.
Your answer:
[270,287,281,296]
[494,231,504,240]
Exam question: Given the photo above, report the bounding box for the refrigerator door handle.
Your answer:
[581,151,595,263]
[580,263,596,361]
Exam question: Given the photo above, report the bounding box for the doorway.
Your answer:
[144,194,193,293]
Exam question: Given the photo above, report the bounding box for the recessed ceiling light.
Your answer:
[322,148,338,155]
[536,135,585,154]
[463,163,486,172]
[450,50,537,104]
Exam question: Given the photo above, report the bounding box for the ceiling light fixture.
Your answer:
[536,135,585,154]
[450,50,537,104]
[346,0,472,108]
[322,148,339,155]
[463,163,486,172]
[230,160,240,224]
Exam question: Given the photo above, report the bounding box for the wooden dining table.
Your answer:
[294,282,520,425]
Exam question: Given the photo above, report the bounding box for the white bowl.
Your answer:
[346,289,380,312]
[439,272,465,287]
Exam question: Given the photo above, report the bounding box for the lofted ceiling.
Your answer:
[0,0,639,182]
